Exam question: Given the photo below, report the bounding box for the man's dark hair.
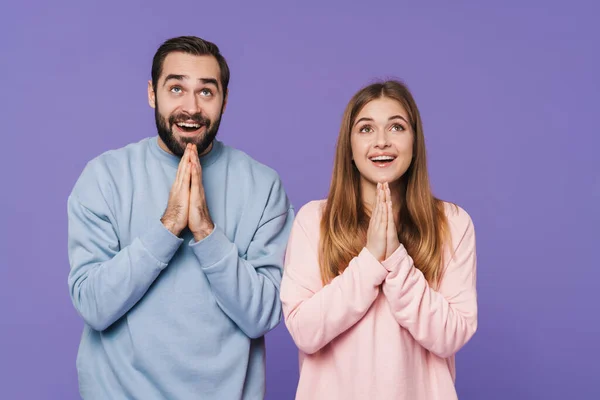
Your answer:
[151,36,230,94]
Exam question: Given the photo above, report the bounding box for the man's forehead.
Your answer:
[161,52,220,80]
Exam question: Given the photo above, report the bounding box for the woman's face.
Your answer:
[350,97,414,193]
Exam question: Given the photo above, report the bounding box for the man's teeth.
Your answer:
[177,122,201,128]
[370,156,395,161]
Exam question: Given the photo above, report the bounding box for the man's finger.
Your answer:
[190,162,198,205]
[176,144,190,186]
[180,152,192,191]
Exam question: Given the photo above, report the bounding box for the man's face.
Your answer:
[148,52,227,157]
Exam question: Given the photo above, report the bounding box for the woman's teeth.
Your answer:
[369,156,395,162]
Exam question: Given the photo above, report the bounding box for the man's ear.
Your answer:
[148,80,156,109]
[222,89,228,113]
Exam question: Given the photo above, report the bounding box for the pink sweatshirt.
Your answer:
[280,200,477,400]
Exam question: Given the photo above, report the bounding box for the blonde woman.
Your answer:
[280,80,478,400]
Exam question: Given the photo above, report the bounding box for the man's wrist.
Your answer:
[160,216,182,237]
[192,222,215,242]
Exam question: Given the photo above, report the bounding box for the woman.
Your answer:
[280,80,477,400]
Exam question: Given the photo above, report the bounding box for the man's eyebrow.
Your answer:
[163,74,187,86]
[199,78,219,88]
[163,75,220,90]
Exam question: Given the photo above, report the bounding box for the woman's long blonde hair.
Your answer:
[319,80,450,287]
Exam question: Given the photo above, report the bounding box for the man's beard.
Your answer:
[155,102,223,158]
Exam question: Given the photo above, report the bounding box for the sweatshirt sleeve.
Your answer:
[280,203,388,355]
[67,163,183,332]
[381,207,477,358]
[189,177,294,339]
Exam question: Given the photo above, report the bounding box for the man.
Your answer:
[67,36,294,399]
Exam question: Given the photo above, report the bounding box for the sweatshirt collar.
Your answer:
[149,136,223,169]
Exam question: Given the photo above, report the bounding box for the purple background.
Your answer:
[1,0,598,399]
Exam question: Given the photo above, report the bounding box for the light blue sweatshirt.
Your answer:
[67,136,294,399]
